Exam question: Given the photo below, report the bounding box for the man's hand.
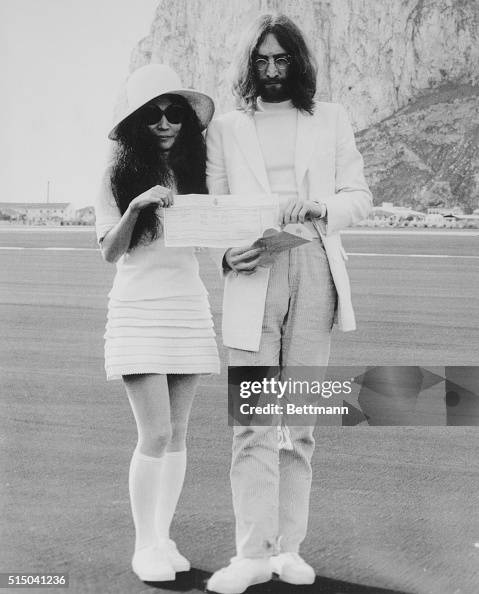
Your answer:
[224,245,264,275]
[281,199,325,225]
[128,185,174,214]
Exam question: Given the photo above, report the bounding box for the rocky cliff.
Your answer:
[130,0,479,211]
[357,84,479,212]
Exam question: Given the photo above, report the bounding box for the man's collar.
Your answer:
[256,97,294,111]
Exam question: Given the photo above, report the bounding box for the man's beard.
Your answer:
[259,79,290,102]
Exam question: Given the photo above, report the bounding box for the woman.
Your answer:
[94,64,219,582]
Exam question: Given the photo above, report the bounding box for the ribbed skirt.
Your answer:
[104,295,220,380]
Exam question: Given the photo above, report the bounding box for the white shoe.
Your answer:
[270,552,315,585]
[206,557,272,594]
[131,546,175,582]
[158,538,190,572]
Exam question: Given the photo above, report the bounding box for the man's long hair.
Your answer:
[231,13,317,114]
[110,94,207,250]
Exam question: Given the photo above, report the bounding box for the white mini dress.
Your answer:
[95,168,220,381]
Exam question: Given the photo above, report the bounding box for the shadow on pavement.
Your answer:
[144,567,409,593]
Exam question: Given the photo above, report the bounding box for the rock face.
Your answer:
[130,0,479,210]
[357,84,479,212]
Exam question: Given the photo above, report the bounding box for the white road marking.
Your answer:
[348,253,479,259]
[1,227,478,237]
[342,229,479,237]
[0,246,97,251]
[44,247,97,251]
[0,226,93,232]
[0,247,478,258]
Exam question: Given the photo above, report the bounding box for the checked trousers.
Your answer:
[228,237,337,557]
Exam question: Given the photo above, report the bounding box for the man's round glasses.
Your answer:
[254,55,291,72]
[142,104,185,125]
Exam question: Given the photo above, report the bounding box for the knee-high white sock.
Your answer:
[129,449,164,551]
[155,449,187,540]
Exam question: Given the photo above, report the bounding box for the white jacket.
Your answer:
[206,101,372,351]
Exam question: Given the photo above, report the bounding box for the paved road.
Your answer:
[1,229,479,593]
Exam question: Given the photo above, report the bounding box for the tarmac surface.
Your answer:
[1,228,479,594]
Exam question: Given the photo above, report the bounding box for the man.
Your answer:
[206,13,372,594]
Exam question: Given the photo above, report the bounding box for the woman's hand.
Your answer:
[100,185,173,263]
[128,185,174,214]
[280,199,325,225]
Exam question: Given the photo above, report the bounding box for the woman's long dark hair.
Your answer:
[110,94,207,250]
[232,13,317,114]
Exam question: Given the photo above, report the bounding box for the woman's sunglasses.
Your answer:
[141,104,186,125]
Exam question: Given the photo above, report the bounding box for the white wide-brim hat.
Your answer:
[108,63,215,140]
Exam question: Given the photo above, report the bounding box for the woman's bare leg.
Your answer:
[123,373,200,552]
[123,373,170,551]
[167,373,199,451]
[156,374,199,541]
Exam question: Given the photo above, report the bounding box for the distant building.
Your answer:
[427,207,464,216]
[0,202,76,224]
[75,206,95,225]
[358,202,479,229]
[368,202,426,227]
[380,202,394,211]
[425,207,479,227]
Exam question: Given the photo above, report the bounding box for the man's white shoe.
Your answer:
[270,552,315,585]
[131,546,176,582]
[158,538,190,572]
[206,557,272,594]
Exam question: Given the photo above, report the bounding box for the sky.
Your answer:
[0,0,159,208]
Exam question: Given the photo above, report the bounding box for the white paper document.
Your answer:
[163,194,280,247]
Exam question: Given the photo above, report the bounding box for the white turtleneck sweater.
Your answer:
[254,98,321,233]
[254,98,298,210]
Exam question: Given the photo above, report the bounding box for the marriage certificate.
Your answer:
[163,194,280,247]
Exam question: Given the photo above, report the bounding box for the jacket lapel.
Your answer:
[234,113,271,193]
[295,108,321,189]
